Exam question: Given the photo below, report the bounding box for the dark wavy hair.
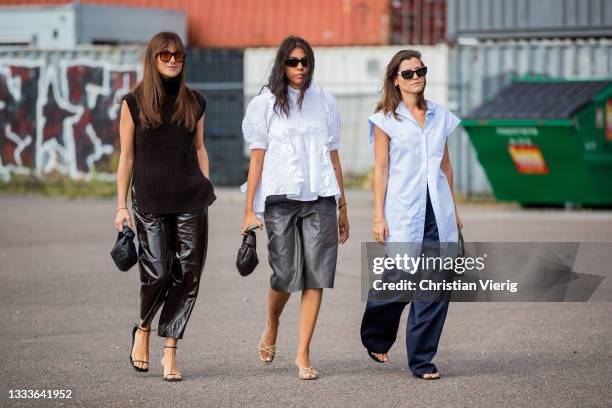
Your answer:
[263,35,315,117]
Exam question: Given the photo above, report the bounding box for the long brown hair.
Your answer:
[263,35,315,117]
[133,31,199,130]
[375,50,427,120]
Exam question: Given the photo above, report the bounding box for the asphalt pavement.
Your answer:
[1,189,611,407]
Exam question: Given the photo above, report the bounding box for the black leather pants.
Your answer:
[132,205,208,339]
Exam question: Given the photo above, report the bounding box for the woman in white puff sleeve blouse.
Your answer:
[240,36,349,381]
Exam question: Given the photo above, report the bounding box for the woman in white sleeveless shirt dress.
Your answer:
[360,50,462,380]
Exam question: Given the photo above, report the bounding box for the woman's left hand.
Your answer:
[338,208,349,244]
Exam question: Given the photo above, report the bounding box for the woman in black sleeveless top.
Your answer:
[114,31,215,382]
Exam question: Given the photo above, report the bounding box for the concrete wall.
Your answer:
[0,47,143,182]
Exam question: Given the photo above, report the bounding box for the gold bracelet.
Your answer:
[372,218,385,223]
[116,207,128,212]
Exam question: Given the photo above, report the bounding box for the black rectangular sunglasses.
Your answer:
[399,66,427,79]
[284,57,309,68]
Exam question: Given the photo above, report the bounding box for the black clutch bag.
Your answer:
[236,229,259,277]
[111,226,138,272]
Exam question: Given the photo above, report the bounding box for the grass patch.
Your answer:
[0,174,116,198]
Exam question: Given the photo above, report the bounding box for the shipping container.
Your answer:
[0,0,391,47]
[448,38,612,195]
[185,48,246,186]
[244,44,451,175]
[390,0,447,45]
[447,0,612,41]
[0,3,186,48]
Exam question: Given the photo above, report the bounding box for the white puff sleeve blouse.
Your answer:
[241,84,342,214]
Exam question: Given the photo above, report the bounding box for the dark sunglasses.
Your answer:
[284,57,309,68]
[399,66,427,79]
[158,51,185,63]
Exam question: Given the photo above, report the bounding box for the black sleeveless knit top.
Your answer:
[122,76,216,214]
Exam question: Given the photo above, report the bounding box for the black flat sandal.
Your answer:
[162,346,183,382]
[414,370,441,380]
[367,350,387,363]
[129,324,151,372]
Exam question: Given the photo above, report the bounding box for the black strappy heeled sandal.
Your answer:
[129,324,150,372]
[162,346,183,382]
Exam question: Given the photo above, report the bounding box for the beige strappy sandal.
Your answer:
[295,360,318,380]
[258,340,276,364]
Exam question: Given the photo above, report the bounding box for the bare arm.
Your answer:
[440,142,462,229]
[114,100,135,231]
[330,150,349,243]
[194,115,209,178]
[330,151,346,204]
[372,125,390,242]
[440,143,455,197]
[241,149,265,234]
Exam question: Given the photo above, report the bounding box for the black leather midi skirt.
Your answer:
[131,203,208,339]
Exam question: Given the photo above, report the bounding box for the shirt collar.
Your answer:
[287,82,318,95]
[395,100,435,122]
[287,83,318,103]
[287,85,300,94]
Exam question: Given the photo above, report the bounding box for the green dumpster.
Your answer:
[462,79,612,206]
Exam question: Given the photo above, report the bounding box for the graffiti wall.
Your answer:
[0,48,143,182]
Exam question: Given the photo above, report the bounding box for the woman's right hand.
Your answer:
[372,218,388,243]
[114,208,133,232]
[241,210,263,236]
